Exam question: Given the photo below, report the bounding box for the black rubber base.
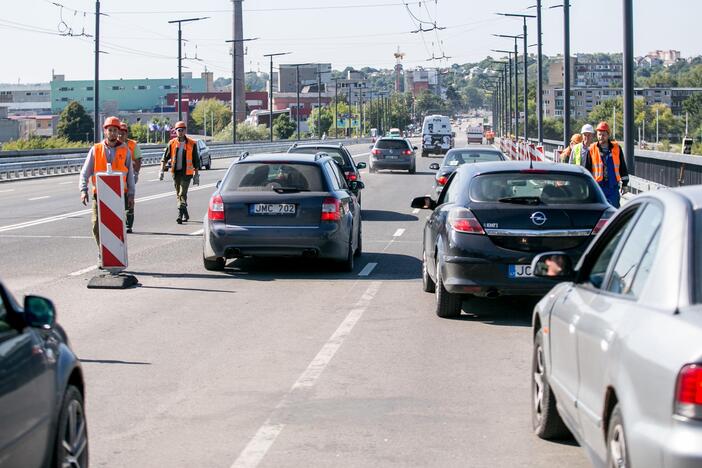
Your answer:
[87,273,139,289]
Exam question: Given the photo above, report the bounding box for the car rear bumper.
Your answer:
[659,420,702,468]
[423,146,449,154]
[371,157,414,170]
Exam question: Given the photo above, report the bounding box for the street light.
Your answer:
[263,51,292,142]
[168,16,209,122]
[286,63,313,141]
[493,34,522,138]
[492,49,516,136]
[315,67,332,139]
[225,37,258,144]
[550,3,571,145]
[490,60,509,136]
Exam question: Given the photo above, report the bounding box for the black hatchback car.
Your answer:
[203,152,363,272]
[0,281,88,468]
[412,161,614,318]
[369,137,417,173]
[429,146,507,196]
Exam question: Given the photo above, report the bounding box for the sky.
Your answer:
[2,0,701,84]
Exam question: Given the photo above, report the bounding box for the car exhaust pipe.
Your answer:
[485,289,500,299]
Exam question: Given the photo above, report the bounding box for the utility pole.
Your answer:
[536,0,544,144]
[334,78,339,138]
[347,80,351,137]
[492,50,515,136]
[168,16,209,122]
[551,3,571,144]
[94,0,100,142]
[263,52,291,142]
[623,0,635,173]
[225,36,258,143]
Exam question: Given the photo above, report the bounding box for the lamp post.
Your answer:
[623,0,635,174]
[493,34,522,139]
[550,2,571,145]
[168,16,209,122]
[225,37,258,143]
[490,60,508,136]
[263,51,291,142]
[315,67,331,139]
[286,63,312,141]
[492,51,516,136]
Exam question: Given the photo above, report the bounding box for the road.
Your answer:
[0,134,589,467]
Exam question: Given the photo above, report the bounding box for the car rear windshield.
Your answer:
[376,139,409,150]
[224,163,325,191]
[696,210,702,302]
[469,172,600,204]
[444,151,502,165]
[289,147,346,166]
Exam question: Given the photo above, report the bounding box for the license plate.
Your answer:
[250,203,296,215]
[508,264,534,278]
[386,155,398,159]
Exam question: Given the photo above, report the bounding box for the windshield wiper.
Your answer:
[497,196,542,205]
[273,187,310,193]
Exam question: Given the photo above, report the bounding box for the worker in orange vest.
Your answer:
[79,116,135,260]
[118,122,141,232]
[583,121,630,208]
[159,120,200,224]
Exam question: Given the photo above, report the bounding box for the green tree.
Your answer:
[57,101,94,142]
[129,122,149,143]
[307,106,333,136]
[415,90,448,118]
[191,99,232,135]
[678,64,702,87]
[273,114,296,139]
[682,93,702,130]
[463,87,484,110]
[213,122,269,142]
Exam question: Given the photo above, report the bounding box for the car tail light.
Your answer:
[675,364,702,419]
[208,194,224,221]
[345,171,357,181]
[403,149,412,155]
[321,197,341,221]
[371,149,381,156]
[591,212,614,235]
[448,207,485,234]
[437,176,449,185]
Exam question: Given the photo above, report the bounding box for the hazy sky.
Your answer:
[2,0,700,84]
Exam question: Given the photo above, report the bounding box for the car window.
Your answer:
[605,204,663,297]
[289,147,346,166]
[325,161,341,190]
[440,172,461,205]
[0,292,11,335]
[224,163,324,191]
[443,151,503,166]
[587,209,640,289]
[469,173,600,204]
[330,162,348,189]
[376,139,409,150]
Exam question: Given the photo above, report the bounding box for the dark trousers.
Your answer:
[173,170,192,209]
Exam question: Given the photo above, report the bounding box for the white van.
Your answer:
[421,115,454,157]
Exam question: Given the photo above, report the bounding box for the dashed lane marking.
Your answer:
[412,208,420,214]
[189,228,204,236]
[59,181,74,185]
[0,189,15,193]
[69,265,98,277]
[352,152,370,159]
[358,262,377,276]
[393,228,405,237]
[28,196,51,201]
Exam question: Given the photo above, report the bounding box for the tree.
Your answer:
[307,107,333,136]
[683,93,702,130]
[463,87,484,110]
[57,101,94,142]
[273,114,296,139]
[129,122,149,143]
[415,90,448,118]
[191,99,232,135]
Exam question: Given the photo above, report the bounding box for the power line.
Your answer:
[103,2,423,15]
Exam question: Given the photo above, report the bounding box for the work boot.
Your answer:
[183,207,190,222]
[176,207,184,224]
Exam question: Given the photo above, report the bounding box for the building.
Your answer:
[0,83,52,116]
[671,88,702,115]
[646,50,681,66]
[405,68,438,97]
[547,55,622,88]
[276,63,331,94]
[164,91,268,112]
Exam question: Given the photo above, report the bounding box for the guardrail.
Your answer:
[0,138,372,182]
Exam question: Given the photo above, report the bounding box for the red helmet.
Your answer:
[103,116,121,129]
[596,121,610,133]
[119,122,129,132]
[174,121,187,130]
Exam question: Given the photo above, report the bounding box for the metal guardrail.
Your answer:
[0,138,372,182]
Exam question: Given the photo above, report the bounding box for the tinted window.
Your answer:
[443,151,503,166]
[442,173,462,205]
[224,163,324,191]
[587,209,639,289]
[325,162,341,190]
[469,173,600,204]
[289,147,346,166]
[606,204,663,297]
[0,292,10,335]
[376,139,409,150]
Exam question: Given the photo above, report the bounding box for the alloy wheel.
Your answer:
[61,399,88,468]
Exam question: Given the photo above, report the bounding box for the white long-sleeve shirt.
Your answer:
[79,140,135,197]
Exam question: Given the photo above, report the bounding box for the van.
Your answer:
[421,115,454,157]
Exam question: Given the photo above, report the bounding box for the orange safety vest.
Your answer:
[588,142,622,183]
[168,138,195,175]
[91,142,129,194]
[127,139,138,162]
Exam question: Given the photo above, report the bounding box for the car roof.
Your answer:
[289,143,345,151]
[447,147,501,153]
[458,160,590,177]
[235,152,330,164]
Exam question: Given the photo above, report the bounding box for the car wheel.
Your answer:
[435,258,461,318]
[354,224,362,258]
[421,150,427,158]
[409,162,416,174]
[206,163,211,170]
[532,328,571,439]
[606,404,629,468]
[369,162,377,173]
[422,250,435,293]
[337,235,354,272]
[203,256,225,271]
[55,385,88,468]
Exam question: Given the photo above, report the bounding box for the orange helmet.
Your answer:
[174,121,187,129]
[570,133,583,144]
[103,116,121,129]
[119,122,128,132]
[596,121,610,133]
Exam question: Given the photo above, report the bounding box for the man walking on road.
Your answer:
[583,121,629,208]
[79,116,135,260]
[159,120,200,224]
[118,122,141,233]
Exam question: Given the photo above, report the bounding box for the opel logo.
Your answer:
[530,211,547,226]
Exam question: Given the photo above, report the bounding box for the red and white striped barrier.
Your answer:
[96,166,128,272]
[499,138,551,162]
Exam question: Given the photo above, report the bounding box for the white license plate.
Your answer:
[508,264,534,278]
[250,203,296,215]
[386,155,398,159]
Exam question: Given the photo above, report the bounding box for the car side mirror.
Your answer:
[531,252,575,280]
[216,180,221,188]
[356,162,367,169]
[349,180,365,191]
[429,163,440,170]
[23,295,56,330]
[413,146,418,150]
[411,196,436,210]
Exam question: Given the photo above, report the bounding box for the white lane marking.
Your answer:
[28,196,51,201]
[59,181,74,185]
[412,208,420,214]
[0,189,14,193]
[0,234,91,239]
[393,228,405,237]
[358,262,377,277]
[189,228,204,236]
[231,281,382,468]
[148,178,160,182]
[69,265,98,277]
[0,183,215,233]
[352,152,370,159]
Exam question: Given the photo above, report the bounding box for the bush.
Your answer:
[658,139,671,152]
[213,122,269,142]
[1,136,88,152]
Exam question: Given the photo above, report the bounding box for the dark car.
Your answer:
[287,143,366,202]
[197,139,212,170]
[0,281,88,468]
[412,161,614,318]
[369,137,417,173]
[429,147,507,195]
[203,152,363,272]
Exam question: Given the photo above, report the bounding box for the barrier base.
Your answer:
[87,272,139,289]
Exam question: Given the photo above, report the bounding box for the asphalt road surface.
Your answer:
[0,134,589,467]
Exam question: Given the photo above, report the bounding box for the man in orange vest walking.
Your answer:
[159,120,200,224]
[118,122,141,232]
[583,121,629,208]
[79,116,135,259]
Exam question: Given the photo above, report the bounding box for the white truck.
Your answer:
[466,124,484,144]
[421,115,454,157]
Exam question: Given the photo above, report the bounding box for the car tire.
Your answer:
[55,385,88,468]
[354,224,362,258]
[435,258,461,318]
[369,163,377,173]
[422,250,435,293]
[606,404,630,468]
[409,162,416,174]
[206,163,211,170]
[532,328,571,440]
[203,256,225,271]
[338,236,354,272]
[421,150,427,158]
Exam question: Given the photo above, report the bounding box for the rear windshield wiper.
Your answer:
[497,196,542,205]
[273,187,310,193]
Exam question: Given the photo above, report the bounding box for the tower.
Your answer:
[394,46,405,93]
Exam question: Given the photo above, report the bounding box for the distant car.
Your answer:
[203,152,363,272]
[412,161,614,318]
[429,147,507,195]
[287,143,366,203]
[369,137,417,174]
[197,139,212,170]
[0,281,88,468]
[530,186,702,468]
[388,128,402,138]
